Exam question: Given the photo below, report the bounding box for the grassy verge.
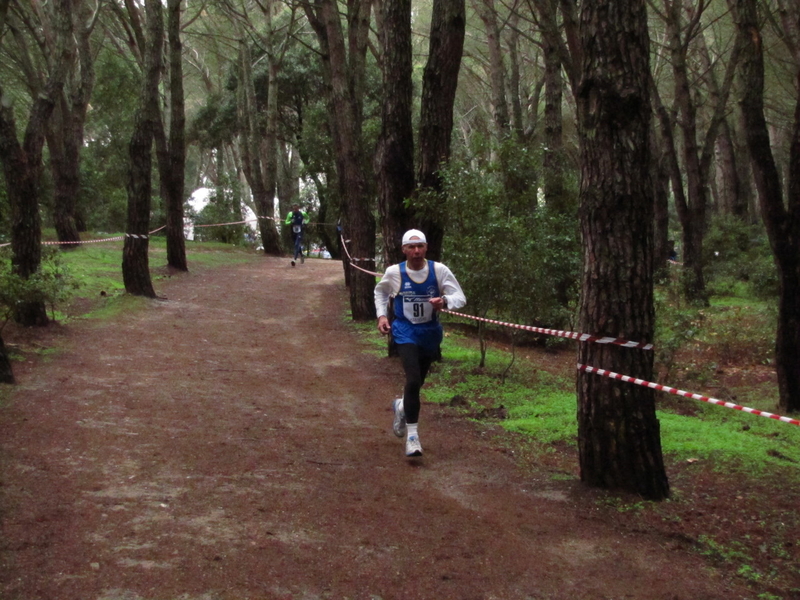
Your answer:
[52,236,262,321]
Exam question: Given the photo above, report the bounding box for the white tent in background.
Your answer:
[184,188,258,241]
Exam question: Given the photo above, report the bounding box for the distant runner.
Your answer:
[285,204,308,266]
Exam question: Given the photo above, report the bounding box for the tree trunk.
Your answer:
[736,0,800,413]
[651,128,672,276]
[416,0,466,261]
[377,0,415,266]
[665,1,708,304]
[260,57,283,255]
[122,0,161,298]
[697,26,746,219]
[0,0,74,326]
[48,98,82,246]
[238,37,282,256]
[543,4,566,214]
[49,2,95,246]
[161,0,188,271]
[304,0,376,320]
[278,141,301,251]
[0,333,13,384]
[576,0,669,500]
[475,0,509,136]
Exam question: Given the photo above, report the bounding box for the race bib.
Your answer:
[402,295,433,324]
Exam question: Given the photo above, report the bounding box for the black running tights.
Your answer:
[396,343,436,424]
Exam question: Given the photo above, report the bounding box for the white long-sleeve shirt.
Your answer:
[374,261,466,319]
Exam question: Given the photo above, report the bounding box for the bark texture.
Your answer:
[304,0,376,320]
[159,0,188,271]
[736,0,800,412]
[416,0,466,261]
[0,334,13,384]
[0,0,74,326]
[122,0,161,298]
[376,0,415,266]
[576,0,669,499]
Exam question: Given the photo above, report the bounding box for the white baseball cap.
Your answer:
[401,229,427,245]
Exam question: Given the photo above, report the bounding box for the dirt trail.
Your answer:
[0,255,752,599]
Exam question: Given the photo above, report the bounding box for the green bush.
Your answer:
[437,155,580,334]
[0,248,79,325]
[703,214,778,300]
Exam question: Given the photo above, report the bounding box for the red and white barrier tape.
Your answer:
[339,232,654,349]
[340,234,382,277]
[194,218,254,228]
[443,310,653,350]
[578,363,800,427]
[2,225,169,248]
[41,235,124,245]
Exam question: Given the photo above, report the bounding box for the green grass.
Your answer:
[660,405,800,469]
[51,237,262,321]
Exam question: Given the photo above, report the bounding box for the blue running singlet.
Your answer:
[392,261,443,356]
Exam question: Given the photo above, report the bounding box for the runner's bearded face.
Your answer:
[402,241,427,269]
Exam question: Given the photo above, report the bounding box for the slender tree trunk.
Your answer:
[377,0,415,266]
[651,128,672,276]
[0,334,13,384]
[277,141,301,251]
[161,0,188,271]
[122,0,161,298]
[736,0,800,412]
[697,28,746,219]
[475,0,509,136]
[543,2,566,213]
[260,57,283,255]
[666,2,708,304]
[576,0,669,499]
[416,0,466,261]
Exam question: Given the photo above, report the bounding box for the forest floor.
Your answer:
[0,253,796,600]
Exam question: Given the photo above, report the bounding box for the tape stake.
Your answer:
[578,363,800,427]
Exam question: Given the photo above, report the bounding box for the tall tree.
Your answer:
[237,33,281,255]
[1,0,94,246]
[122,0,162,297]
[735,0,800,412]
[575,0,669,499]
[105,0,189,269]
[376,0,415,265]
[49,0,98,245]
[153,0,188,271]
[415,0,466,261]
[541,0,566,213]
[652,0,741,303]
[303,0,376,320]
[0,0,74,326]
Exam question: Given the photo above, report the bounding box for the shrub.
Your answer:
[0,248,79,326]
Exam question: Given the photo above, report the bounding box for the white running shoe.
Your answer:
[291,259,296,267]
[405,435,422,457]
[392,398,406,438]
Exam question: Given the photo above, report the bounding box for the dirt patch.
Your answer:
[0,255,792,599]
